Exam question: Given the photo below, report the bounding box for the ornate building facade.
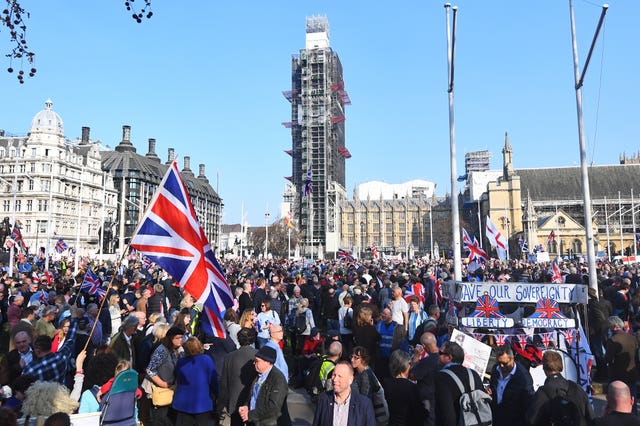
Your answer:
[0,100,118,257]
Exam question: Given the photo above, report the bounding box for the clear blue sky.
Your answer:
[2,1,637,226]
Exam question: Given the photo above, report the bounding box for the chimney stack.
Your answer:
[81,127,90,144]
[197,164,209,182]
[183,156,192,172]
[145,138,160,162]
[115,125,136,153]
[167,148,175,164]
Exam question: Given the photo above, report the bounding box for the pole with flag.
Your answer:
[130,160,234,338]
[486,216,508,261]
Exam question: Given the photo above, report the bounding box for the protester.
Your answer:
[383,349,425,425]
[488,344,534,426]
[172,337,218,425]
[409,332,440,426]
[238,346,288,426]
[312,361,375,426]
[595,380,640,426]
[525,350,594,426]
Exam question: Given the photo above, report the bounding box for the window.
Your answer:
[26,200,32,211]
[28,180,34,190]
[19,164,25,173]
[25,220,31,233]
[16,180,23,191]
[30,163,35,173]
[31,148,36,157]
[386,223,392,233]
[2,200,10,212]
[15,200,20,211]
[38,200,48,211]
[39,221,47,233]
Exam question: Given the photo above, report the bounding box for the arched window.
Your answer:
[573,239,582,255]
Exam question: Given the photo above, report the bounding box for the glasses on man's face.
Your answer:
[351,355,361,360]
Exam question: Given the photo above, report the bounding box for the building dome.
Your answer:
[30,99,64,137]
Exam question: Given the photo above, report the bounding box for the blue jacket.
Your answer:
[172,354,218,414]
[312,390,375,426]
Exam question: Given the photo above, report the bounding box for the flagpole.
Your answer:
[288,226,291,260]
[45,161,54,271]
[477,198,482,249]
[632,189,637,258]
[619,191,623,257]
[555,202,560,256]
[99,171,106,261]
[74,166,85,276]
[445,3,462,280]
[8,140,20,277]
[605,197,610,260]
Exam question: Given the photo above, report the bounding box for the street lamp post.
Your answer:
[264,210,270,259]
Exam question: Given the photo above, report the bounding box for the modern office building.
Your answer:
[284,16,350,256]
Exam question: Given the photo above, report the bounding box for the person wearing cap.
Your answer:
[238,345,288,426]
[146,326,184,425]
[109,314,140,368]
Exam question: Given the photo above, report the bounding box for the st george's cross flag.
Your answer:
[130,161,234,338]
[486,216,508,261]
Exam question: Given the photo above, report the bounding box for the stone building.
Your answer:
[0,100,118,257]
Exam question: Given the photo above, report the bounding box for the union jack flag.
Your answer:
[11,221,26,250]
[337,248,354,262]
[517,334,529,348]
[80,268,106,299]
[54,238,68,253]
[562,329,575,346]
[303,164,312,197]
[540,332,553,348]
[31,272,40,284]
[142,256,154,271]
[434,279,443,305]
[550,258,563,283]
[462,228,489,262]
[495,334,507,346]
[530,298,566,319]
[130,161,234,338]
[470,294,504,318]
[404,281,425,305]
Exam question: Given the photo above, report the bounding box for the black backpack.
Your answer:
[543,381,583,426]
[294,311,307,334]
[343,308,353,330]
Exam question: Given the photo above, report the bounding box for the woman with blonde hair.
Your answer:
[172,337,219,425]
[108,293,124,337]
[239,309,257,330]
[353,305,381,372]
[295,298,315,355]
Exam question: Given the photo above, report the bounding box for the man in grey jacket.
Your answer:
[220,327,258,426]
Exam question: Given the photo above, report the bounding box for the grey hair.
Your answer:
[389,349,411,377]
[608,316,625,330]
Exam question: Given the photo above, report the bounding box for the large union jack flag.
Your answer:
[462,228,489,262]
[80,268,106,299]
[54,238,68,253]
[530,298,567,319]
[550,257,563,283]
[11,221,26,250]
[337,248,354,262]
[470,294,504,318]
[130,161,234,338]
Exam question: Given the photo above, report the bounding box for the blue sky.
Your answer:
[2,1,637,226]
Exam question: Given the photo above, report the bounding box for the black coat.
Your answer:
[435,364,485,426]
[488,361,534,426]
[525,374,594,426]
[245,367,289,426]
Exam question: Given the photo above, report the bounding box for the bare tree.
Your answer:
[248,220,301,259]
[2,0,153,83]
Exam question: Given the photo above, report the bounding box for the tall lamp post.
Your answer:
[264,210,270,259]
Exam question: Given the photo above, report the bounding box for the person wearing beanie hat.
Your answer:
[238,345,288,425]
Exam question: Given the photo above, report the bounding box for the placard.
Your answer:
[450,329,492,378]
[456,282,587,304]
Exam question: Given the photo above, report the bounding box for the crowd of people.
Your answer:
[0,253,638,425]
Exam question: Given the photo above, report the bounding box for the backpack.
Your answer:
[542,381,583,426]
[343,308,353,330]
[294,311,307,335]
[305,357,335,402]
[442,368,492,426]
[366,368,389,426]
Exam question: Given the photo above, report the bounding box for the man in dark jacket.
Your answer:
[238,346,289,426]
[489,344,535,426]
[595,380,640,426]
[589,286,612,380]
[606,315,639,410]
[220,328,259,426]
[525,350,594,426]
[434,341,488,426]
[312,361,375,426]
[410,332,440,426]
